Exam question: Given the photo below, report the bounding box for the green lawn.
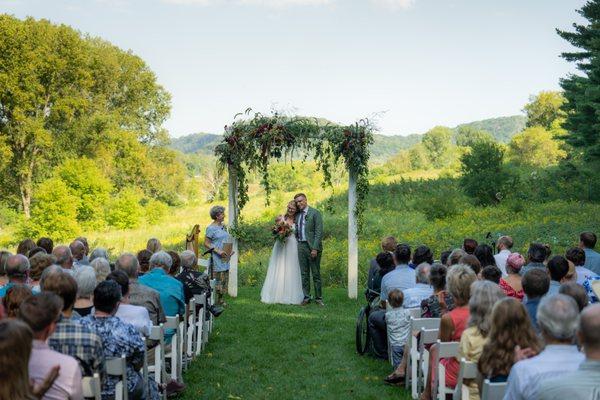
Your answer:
[181,287,412,400]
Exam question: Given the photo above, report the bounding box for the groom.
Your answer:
[294,193,324,306]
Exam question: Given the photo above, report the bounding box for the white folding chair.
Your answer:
[408,308,422,319]
[106,355,128,400]
[453,358,479,400]
[179,303,189,371]
[193,293,207,355]
[404,317,441,399]
[481,379,507,400]
[164,315,182,382]
[432,340,460,400]
[186,297,196,362]
[145,324,167,400]
[417,328,440,399]
[82,373,102,400]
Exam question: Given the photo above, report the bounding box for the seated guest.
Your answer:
[522,269,550,333]
[546,255,569,296]
[91,257,111,283]
[167,251,181,277]
[505,294,584,399]
[520,243,547,276]
[69,240,88,269]
[402,263,433,308]
[579,231,600,274]
[28,246,47,258]
[0,250,11,287]
[137,249,152,275]
[17,238,36,256]
[447,249,466,267]
[499,253,525,300]
[410,245,433,269]
[474,244,496,268]
[74,237,90,265]
[19,292,83,399]
[116,253,166,327]
[367,237,397,296]
[421,263,454,318]
[565,247,598,285]
[365,252,395,304]
[421,264,476,399]
[29,253,55,292]
[44,271,105,377]
[538,304,600,399]
[459,281,505,399]
[89,248,109,263]
[3,285,33,318]
[383,289,411,384]
[559,282,589,312]
[494,235,513,275]
[139,251,185,341]
[107,270,152,337]
[146,238,162,254]
[73,267,97,317]
[380,244,415,304]
[0,254,30,297]
[563,259,577,283]
[177,250,211,303]
[463,238,478,255]
[80,281,160,400]
[36,237,54,255]
[459,254,482,276]
[478,298,540,383]
[481,265,502,284]
[52,245,75,275]
[440,250,452,266]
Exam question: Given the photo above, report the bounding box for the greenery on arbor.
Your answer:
[0,15,182,222]
[215,111,374,229]
[557,1,600,162]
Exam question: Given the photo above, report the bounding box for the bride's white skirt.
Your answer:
[261,235,304,305]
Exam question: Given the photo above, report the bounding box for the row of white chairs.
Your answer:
[84,275,218,400]
[398,311,507,400]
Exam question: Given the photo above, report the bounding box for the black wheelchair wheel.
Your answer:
[355,305,371,355]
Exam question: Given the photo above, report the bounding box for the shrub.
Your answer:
[105,188,144,229]
[145,199,169,224]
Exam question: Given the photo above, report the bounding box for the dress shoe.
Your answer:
[315,299,325,306]
[165,380,185,397]
[301,298,310,306]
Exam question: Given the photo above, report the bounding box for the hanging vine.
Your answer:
[214,110,374,231]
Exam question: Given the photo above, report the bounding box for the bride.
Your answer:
[260,200,304,305]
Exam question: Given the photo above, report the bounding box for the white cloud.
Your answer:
[161,0,332,6]
[370,0,415,10]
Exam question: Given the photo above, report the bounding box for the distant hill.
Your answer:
[169,115,527,162]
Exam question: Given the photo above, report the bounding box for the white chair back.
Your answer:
[193,293,207,354]
[106,355,128,400]
[453,358,479,400]
[82,373,101,400]
[433,340,460,400]
[186,297,196,361]
[165,315,182,382]
[408,308,422,319]
[481,379,507,400]
[405,317,441,398]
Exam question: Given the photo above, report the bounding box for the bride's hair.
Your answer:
[285,201,297,216]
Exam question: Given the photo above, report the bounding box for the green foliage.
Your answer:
[421,126,453,168]
[523,91,567,130]
[508,126,566,167]
[460,141,512,205]
[454,126,494,147]
[105,188,144,229]
[25,178,80,241]
[56,158,112,229]
[412,183,468,221]
[557,1,600,161]
[144,199,169,225]
[452,116,527,144]
[408,143,431,170]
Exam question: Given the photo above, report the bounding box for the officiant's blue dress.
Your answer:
[206,224,230,272]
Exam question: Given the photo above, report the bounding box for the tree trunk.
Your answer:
[19,174,32,218]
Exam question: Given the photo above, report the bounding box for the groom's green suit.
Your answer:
[295,207,324,300]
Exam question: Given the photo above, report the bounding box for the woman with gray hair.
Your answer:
[204,205,233,306]
[91,257,111,283]
[458,280,505,399]
[89,247,109,263]
[73,266,97,317]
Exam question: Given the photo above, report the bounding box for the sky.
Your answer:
[1,0,586,137]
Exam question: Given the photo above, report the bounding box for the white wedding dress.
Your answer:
[260,226,304,305]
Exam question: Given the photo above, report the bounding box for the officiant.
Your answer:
[204,205,233,306]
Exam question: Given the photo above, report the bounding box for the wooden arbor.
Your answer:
[214,112,373,299]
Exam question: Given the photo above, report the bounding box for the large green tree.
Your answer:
[523,91,567,130]
[557,1,600,161]
[421,126,453,168]
[454,126,494,147]
[508,126,566,167]
[0,16,172,216]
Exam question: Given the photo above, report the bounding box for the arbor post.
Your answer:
[227,165,239,297]
[348,171,358,299]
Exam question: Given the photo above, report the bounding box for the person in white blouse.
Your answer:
[494,236,513,276]
[108,270,152,337]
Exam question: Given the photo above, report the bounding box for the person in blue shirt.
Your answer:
[138,251,185,342]
[522,268,550,334]
[0,254,30,298]
[580,231,600,275]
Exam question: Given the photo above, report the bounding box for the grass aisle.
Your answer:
[182,287,412,400]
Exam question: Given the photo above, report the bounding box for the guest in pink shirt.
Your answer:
[19,292,83,400]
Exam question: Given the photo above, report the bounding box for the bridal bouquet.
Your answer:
[272,220,292,243]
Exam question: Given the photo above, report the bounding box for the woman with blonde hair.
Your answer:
[478,297,540,383]
[146,238,162,254]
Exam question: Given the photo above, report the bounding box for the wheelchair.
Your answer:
[355,288,380,355]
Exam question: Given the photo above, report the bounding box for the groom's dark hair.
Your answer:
[294,193,307,200]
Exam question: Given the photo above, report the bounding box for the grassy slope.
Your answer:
[181,287,410,400]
